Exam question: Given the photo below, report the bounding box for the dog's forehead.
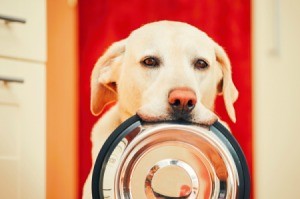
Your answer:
[127,21,215,56]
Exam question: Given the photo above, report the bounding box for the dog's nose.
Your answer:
[168,88,197,114]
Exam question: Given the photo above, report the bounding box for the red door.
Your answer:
[79,0,252,198]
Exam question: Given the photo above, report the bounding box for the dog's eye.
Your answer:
[141,57,159,67]
[194,59,209,70]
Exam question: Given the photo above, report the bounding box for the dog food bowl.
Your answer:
[92,115,250,199]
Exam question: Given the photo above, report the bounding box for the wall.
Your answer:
[253,0,300,198]
[46,0,78,198]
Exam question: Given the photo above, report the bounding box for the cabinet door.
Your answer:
[0,0,46,61]
[0,58,45,199]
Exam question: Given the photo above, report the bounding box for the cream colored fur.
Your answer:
[82,21,238,199]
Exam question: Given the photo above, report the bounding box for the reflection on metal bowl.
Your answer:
[92,115,250,199]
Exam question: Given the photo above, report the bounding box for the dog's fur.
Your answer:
[82,21,238,198]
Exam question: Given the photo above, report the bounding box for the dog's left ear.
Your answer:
[215,44,239,122]
[91,39,127,116]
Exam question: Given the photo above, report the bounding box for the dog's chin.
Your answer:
[136,110,217,126]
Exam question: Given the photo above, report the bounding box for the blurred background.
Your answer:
[0,0,299,198]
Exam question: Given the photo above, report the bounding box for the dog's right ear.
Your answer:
[91,39,127,116]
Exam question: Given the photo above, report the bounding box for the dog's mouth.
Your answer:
[136,111,217,126]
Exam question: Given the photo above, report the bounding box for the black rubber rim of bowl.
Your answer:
[91,115,250,199]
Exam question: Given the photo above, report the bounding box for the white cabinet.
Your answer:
[253,0,300,198]
[0,59,46,199]
[0,0,46,61]
[0,0,46,198]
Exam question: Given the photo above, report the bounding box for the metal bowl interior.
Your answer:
[92,116,250,199]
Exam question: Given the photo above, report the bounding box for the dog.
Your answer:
[82,20,238,199]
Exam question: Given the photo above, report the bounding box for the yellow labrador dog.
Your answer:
[82,20,238,198]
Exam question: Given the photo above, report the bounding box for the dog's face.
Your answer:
[91,21,238,125]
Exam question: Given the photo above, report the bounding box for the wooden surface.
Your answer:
[47,0,78,198]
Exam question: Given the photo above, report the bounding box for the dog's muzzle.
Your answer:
[92,115,250,199]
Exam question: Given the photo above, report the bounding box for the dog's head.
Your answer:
[91,21,238,125]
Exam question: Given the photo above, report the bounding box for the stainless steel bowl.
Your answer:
[92,115,250,199]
